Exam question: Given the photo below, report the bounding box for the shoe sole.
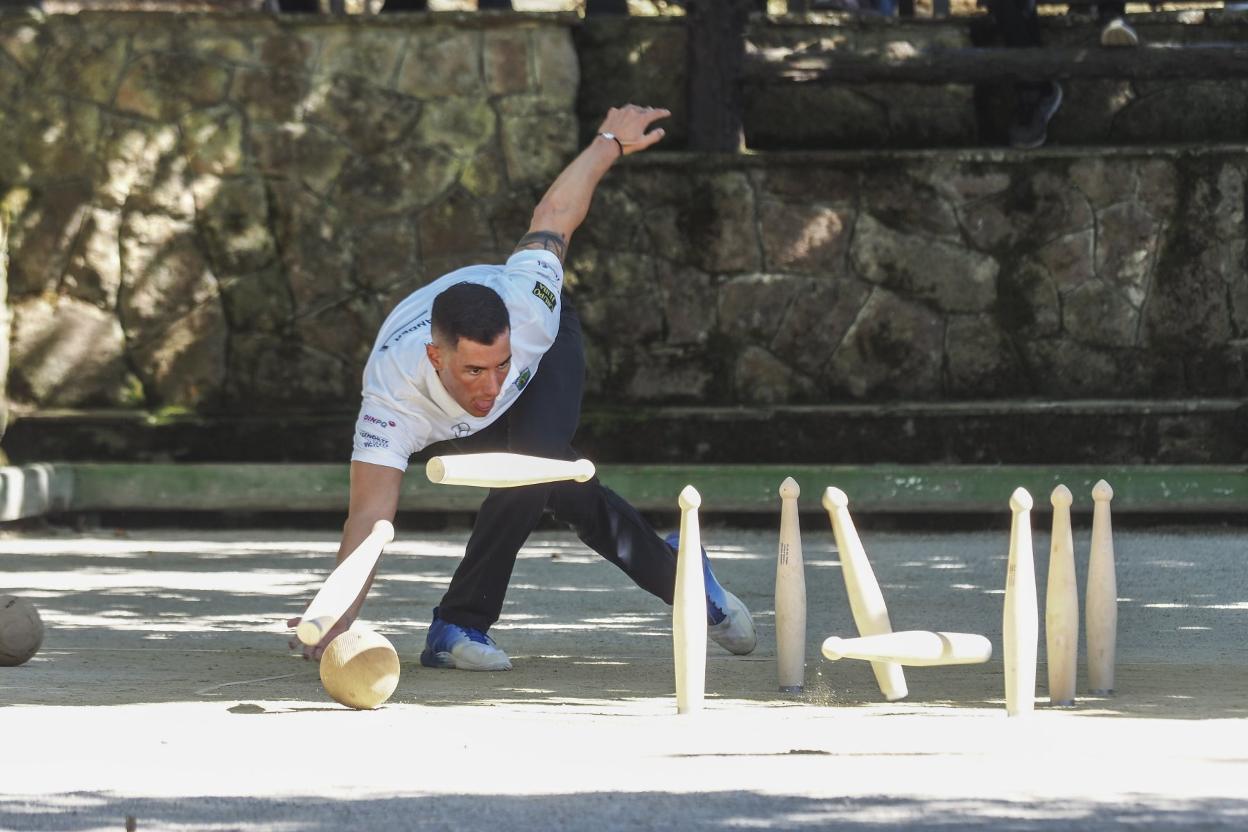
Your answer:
[1101,31,1139,47]
[420,647,512,672]
[1101,21,1139,48]
[1010,83,1064,150]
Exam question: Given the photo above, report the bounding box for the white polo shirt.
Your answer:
[350,250,564,472]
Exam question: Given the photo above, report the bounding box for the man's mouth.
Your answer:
[471,398,495,416]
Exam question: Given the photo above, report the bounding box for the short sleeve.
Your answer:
[350,397,428,472]
[504,249,563,317]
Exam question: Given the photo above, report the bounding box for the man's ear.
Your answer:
[425,341,442,371]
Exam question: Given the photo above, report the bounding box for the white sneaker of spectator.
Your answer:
[1101,17,1140,48]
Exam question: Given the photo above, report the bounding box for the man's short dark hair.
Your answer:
[431,282,510,347]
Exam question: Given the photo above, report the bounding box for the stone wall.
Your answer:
[573,149,1248,404]
[1,11,577,410]
[2,11,1247,420]
[1,188,9,440]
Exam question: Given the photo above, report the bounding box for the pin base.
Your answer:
[778,685,804,693]
[1089,688,1114,695]
[1048,698,1076,707]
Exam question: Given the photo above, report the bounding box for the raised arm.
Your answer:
[514,104,671,263]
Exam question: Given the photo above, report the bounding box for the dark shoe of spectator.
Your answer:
[1008,81,1063,150]
[1100,17,1140,47]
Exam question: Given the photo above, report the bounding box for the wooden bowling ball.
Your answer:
[0,595,44,667]
[319,627,400,709]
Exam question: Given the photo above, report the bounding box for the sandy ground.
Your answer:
[1,519,1246,831]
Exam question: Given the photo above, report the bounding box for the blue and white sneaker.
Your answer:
[420,608,512,671]
[664,532,757,656]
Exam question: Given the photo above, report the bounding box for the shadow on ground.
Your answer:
[1,528,1246,719]
[3,791,1248,832]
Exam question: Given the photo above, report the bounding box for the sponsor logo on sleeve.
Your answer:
[537,259,562,284]
[359,430,390,449]
[532,281,557,312]
[380,315,432,352]
[514,368,531,391]
[362,414,397,429]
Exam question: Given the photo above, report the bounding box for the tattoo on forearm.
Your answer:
[514,231,567,263]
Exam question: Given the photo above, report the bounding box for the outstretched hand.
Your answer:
[598,104,671,156]
[286,614,352,661]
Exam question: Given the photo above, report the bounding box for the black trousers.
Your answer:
[988,0,1039,49]
[437,296,677,633]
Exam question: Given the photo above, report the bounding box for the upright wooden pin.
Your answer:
[775,477,806,693]
[1087,479,1117,695]
[821,487,908,702]
[1003,487,1038,717]
[673,485,707,715]
[1046,484,1078,707]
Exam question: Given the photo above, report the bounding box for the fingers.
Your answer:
[599,104,671,154]
[287,634,323,661]
[640,106,672,126]
[286,616,326,660]
[622,105,671,133]
[631,127,667,153]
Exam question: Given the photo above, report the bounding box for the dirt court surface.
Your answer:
[1,520,1246,831]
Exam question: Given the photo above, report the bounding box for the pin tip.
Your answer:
[1050,484,1072,507]
[678,484,702,510]
[822,486,848,510]
[1009,487,1033,512]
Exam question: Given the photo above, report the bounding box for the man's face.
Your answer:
[426,330,512,418]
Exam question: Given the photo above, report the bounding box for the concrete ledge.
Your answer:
[8,462,1244,518]
[0,464,73,521]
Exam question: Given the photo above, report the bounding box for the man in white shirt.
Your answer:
[291,104,755,670]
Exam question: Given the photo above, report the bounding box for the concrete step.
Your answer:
[2,461,1244,520]
[4,401,1244,466]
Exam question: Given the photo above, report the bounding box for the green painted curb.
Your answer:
[37,462,1248,515]
[597,465,1248,513]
